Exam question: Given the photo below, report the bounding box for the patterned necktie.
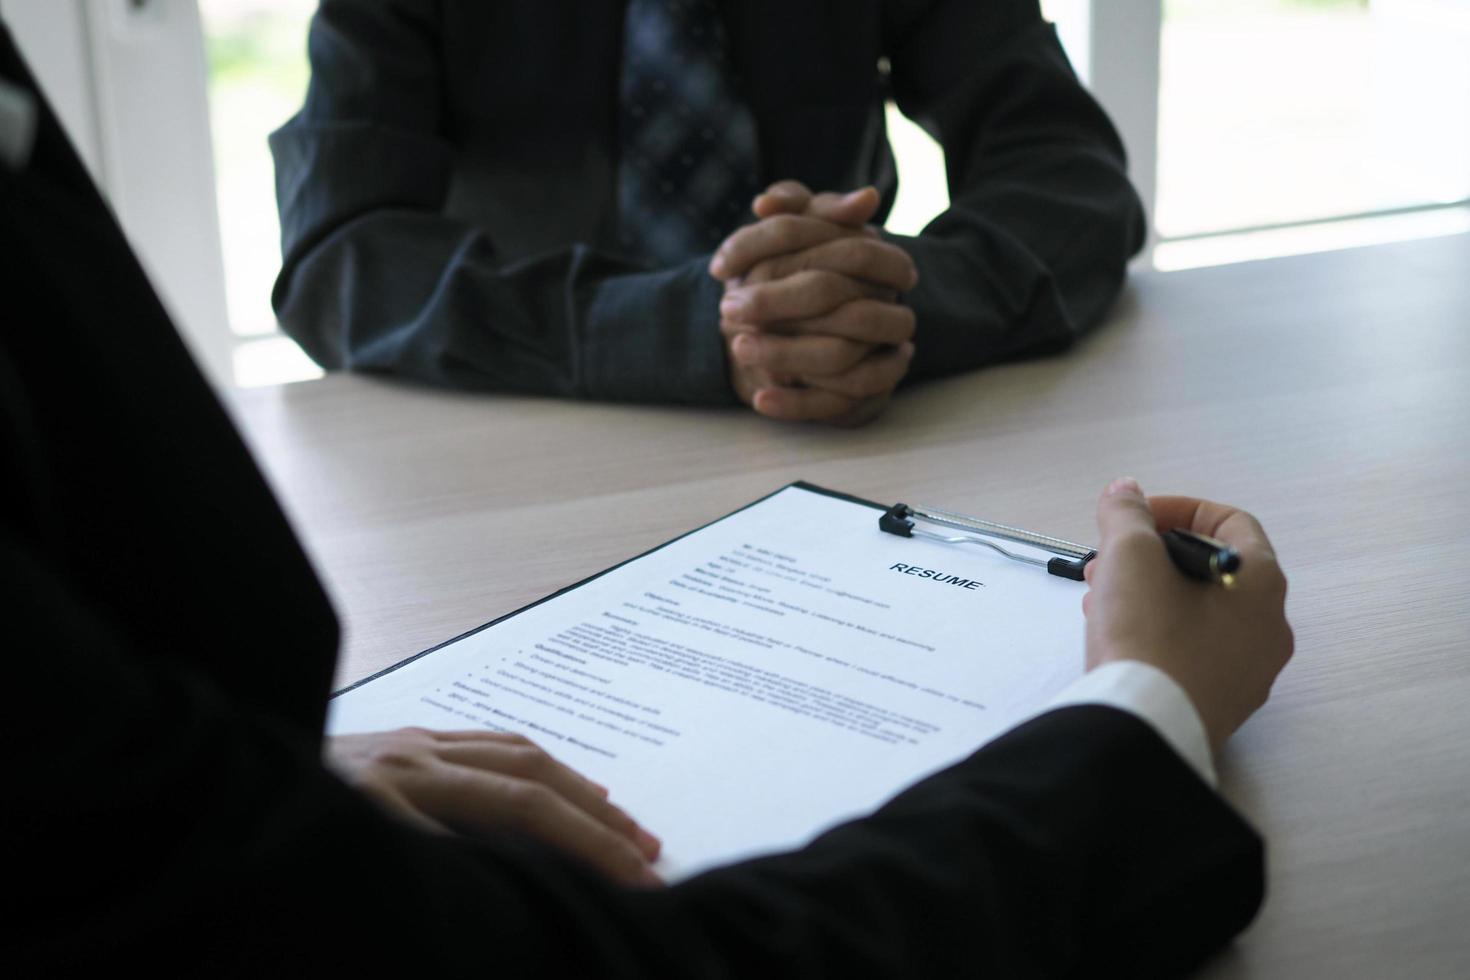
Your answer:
[617,0,761,264]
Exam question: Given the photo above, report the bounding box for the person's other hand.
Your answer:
[327,728,663,886]
[1082,478,1294,754]
[709,180,918,424]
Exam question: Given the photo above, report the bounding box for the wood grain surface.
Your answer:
[230,233,1470,978]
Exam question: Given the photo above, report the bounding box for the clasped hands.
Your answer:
[709,180,918,425]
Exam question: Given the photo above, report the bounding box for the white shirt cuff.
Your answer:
[1044,660,1217,787]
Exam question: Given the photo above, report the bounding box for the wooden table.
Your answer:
[230,232,1470,978]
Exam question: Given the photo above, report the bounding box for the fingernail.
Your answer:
[637,864,665,888]
[636,827,662,855]
[720,292,746,316]
[709,254,726,278]
[1106,477,1141,496]
[589,781,610,798]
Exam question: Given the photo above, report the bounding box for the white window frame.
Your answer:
[1,0,232,384]
[1082,0,1163,260]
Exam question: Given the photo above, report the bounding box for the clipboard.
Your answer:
[327,480,1089,879]
[335,481,1092,698]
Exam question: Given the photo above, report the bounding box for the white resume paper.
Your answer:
[329,484,1086,879]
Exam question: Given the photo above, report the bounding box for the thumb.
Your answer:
[806,186,880,228]
[1096,477,1157,546]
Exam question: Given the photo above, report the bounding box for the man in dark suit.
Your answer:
[271,0,1145,424]
[5,25,1290,976]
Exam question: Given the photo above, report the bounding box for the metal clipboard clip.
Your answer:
[879,502,1097,581]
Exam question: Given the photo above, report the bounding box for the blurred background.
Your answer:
[3,0,1468,388]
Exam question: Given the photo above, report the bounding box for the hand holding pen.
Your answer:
[1160,527,1241,587]
[1083,478,1294,755]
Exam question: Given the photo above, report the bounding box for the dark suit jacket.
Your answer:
[4,28,1255,977]
[270,0,1146,403]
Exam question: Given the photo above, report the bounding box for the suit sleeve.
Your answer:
[883,0,1147,382]
[268,0,733,404]
[12,525,1261,977]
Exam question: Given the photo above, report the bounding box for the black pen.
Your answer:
[1161,529,1240,587]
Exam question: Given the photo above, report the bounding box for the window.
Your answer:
[891,0,1470,270]
[199,0,321,386]
[1155,0,1470,267]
